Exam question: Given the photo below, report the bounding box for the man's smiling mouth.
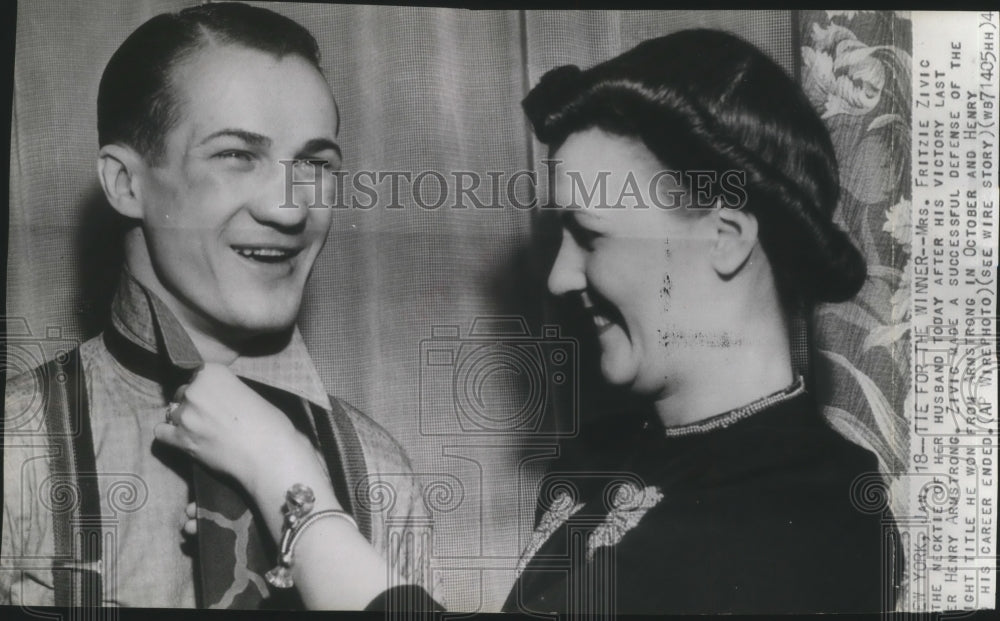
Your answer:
[231,245,302,264]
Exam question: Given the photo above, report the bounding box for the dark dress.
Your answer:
[368,382,901,615]
[503,383,901,614]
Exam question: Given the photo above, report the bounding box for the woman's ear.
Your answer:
[710,202,758,278]
[97,144,145,219]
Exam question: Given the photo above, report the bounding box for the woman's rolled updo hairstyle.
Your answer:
[523,29,866,304]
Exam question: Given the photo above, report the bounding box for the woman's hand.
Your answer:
[153,363,332,504]
[182,501,197,536]
[155,364,400,609]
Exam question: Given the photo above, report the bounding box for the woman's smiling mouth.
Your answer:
[581,291,620,336]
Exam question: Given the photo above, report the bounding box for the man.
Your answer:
[3,3,427,608]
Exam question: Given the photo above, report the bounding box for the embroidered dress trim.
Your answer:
[586,483,664,561]
[515,493,585,579]
[662,376,805,438]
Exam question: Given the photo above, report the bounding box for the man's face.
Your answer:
[132,44,339,343]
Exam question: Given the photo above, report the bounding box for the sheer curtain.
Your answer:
[799,8,911,518]
[798,11,913,609]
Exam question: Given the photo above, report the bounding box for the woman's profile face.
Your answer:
[548,128,717,396]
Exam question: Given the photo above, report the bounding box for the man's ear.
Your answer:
[97,144,145,219]
[710,203,758,278]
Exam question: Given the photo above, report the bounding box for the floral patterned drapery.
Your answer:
[798,10,912,497]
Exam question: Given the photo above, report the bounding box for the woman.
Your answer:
[156,29,900,614]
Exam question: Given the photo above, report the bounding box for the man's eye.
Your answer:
[294,159,330,171]
[216,150,254,162]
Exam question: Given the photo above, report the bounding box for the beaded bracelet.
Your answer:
[265,483,358,589]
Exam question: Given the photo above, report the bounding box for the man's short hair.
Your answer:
[97,2,322,163]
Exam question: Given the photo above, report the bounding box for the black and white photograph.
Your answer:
[2,2,997,616]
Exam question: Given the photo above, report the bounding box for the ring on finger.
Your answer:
[166,401,181,425]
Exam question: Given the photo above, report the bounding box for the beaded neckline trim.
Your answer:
[661,376,805,438]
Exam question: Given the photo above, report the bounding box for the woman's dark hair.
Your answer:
[523,29,866,304]
[98,2,322,163]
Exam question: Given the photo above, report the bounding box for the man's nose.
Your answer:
[547,230,587,296]
[248,160,320,228]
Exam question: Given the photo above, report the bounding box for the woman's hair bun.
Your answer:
[807,226,868,303]
[523,64,583,143]
[522,30,871,306]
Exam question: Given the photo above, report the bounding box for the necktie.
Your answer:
[101,305,342,609]
[193,380,314,609]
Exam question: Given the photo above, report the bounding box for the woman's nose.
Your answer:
[547,230,587,296]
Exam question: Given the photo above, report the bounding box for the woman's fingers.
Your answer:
[153,421,186,450]
[153,399,203,453]
[181,502,198,536]
[152,364,302,489]
[172,383,189,404]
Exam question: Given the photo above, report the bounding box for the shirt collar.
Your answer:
[109,268,332,411]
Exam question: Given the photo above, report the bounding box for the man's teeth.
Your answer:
[235,247,293,259]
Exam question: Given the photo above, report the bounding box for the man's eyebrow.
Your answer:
[197,128,271,148]
[298,138,341,161]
